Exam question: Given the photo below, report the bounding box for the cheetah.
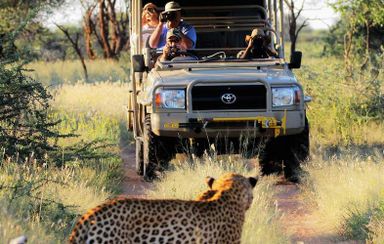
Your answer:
[69,173,258,244]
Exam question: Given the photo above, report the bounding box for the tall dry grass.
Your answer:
[51,82,129,119]
[26,59,129,86]
[50,82,131,146]
[0,159,119,243]
[301,152,384,240]
[294,41,384,241]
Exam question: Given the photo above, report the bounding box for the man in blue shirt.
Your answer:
[149,1,196,49]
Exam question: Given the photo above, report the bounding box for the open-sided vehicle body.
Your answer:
[128,0,311,181]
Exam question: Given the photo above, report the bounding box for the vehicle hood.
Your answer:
[150,67,297,85]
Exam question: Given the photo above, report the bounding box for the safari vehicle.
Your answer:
[127,0,311,181]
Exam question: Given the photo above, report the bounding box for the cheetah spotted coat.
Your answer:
[69,173,258,244]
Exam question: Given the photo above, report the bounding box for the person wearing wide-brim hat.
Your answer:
[149,1,196,50]
[240,28,278,59]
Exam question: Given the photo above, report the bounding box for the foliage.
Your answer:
[340,199,384,241]
[1,78,126,242]
[37,25,84,62]
[331,0,384,27]
[0,32,64,161]
[297,40,384,146]
[0,27,120,165]
[323,18,384,58]
[0,0,73,63]
[328,0,384,74]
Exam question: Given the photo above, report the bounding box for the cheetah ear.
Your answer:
[248,177,258,188]
[206,177,215,189]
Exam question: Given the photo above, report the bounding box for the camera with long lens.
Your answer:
[160,11,177,22]
[169,46,179,58]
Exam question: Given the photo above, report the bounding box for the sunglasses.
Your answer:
[145,8,156,14]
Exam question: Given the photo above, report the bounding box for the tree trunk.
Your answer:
[98,0,113,59]
[106,0,121,54]
[284,0,308,56]
[83,5,97,60]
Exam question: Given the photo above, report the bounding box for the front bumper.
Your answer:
[151,110,305,138]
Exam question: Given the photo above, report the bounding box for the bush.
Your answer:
[0,31,63,161]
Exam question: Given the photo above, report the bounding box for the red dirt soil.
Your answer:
[120,144,152,197]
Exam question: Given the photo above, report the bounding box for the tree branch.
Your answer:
[55,24,88,81]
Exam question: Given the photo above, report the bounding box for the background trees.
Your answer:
[329,0,384,71]
[0,0,130,62]
[80,0,129,59]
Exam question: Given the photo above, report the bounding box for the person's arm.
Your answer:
[266,47,278,57]
[179,32,193,49]
[240,38,254,59]
[149,22,164,48]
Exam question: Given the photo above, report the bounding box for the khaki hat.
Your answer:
[251,28,266,38]
[162,1,181,13]
[166,28,181,40]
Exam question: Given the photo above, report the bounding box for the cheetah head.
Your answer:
[203,173,258,209]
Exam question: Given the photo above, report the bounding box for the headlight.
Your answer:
[272,87,301,107]
[155,88,185,109]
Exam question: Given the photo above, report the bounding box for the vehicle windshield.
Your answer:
[140,1,283,64]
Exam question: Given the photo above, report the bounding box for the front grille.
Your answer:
[192,85,266,110]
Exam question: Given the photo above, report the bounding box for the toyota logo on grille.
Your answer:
[221,93,237,104]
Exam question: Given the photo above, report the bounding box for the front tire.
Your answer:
[143,115,158,180]
[284,117,310,182]
[135,139,144,175]
[142,115,176,180]
[259,117,310,182]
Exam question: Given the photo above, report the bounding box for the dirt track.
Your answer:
[120,144,360,244]
[120,144,152,197]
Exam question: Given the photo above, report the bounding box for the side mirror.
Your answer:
[288,51,302,69]
[132,54,146,72]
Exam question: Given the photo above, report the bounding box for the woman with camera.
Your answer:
[142,3,159,47]
[149,1,196,50]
